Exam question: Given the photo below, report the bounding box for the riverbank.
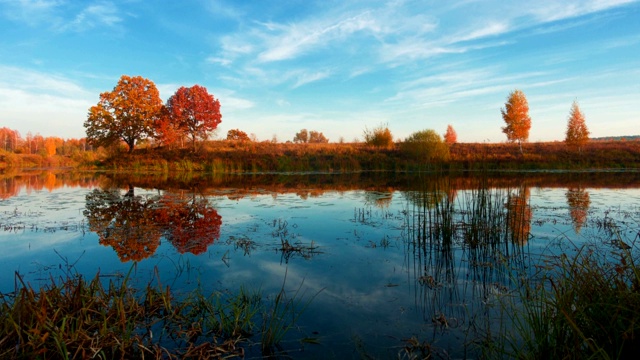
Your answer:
[2,140,640,172]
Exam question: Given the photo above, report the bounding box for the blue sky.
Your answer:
[1,0,638,143]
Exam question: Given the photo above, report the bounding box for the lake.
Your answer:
[1,170,639,358]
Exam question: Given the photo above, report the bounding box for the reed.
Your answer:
[494,238,640,359]
[0,265,317,358]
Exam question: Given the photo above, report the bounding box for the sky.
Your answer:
[0,0,639,143]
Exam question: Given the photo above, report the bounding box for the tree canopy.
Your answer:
[164,85,222,152]
[293,129,309,143]
[444,124,457,145]
[84,75,163,153]
[565,101,590,151]
[501,89,531,152]
[226,129,251,141]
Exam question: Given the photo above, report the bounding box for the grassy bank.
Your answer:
[98,140,640,173]
[2,140,640,172]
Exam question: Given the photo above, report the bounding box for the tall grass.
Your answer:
[494,241,640,359]
[260,270,322,355]
[0,265,318,358]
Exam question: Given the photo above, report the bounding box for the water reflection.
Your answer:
[84,186,222,261]
[506,185,532,245]
[2,170,639,357]
[566,186,591,234]
[402,177,531,354]
[84,186,163,261]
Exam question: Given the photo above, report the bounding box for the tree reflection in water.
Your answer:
[566,186,591,234]
[506,186,532,245]
[84,186,222,261]
[157,192,222,255]
[84,186,162,262]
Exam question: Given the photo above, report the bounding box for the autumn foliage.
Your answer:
[444,124,457,145]
[85,75,163,153]
[84,186,223,261]
[164,85,222,152]
[565,101,590,151]
[501,89,531,152]
[226,129,251,141]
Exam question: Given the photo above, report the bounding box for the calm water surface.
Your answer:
[1,171,639,358]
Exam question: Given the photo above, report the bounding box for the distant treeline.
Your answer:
[591,135,640,141]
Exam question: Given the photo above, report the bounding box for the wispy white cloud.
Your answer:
[257,11,380,62]
[454,22,510,42]
[0,66,94,137]
[0,0,62,25]
[0,0,124,31]
[217,91,254,111]
[59,2,122,31]
[529,0,637,22]
[292,70,331,88]
[205,56,232,66]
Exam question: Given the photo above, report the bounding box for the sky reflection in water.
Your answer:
[1,171,639,358]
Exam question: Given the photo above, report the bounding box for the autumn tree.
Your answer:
[309,130,329,143]
[154,106,184,148]
[85,75,163,153]
[165,85,222,152]
[44,137,58,156]
[293,129,309,143]
[501,89,531,153]
[444,124,457,145]
[226,129,251,141]
[565,101,590,152]
[0,127,20,152]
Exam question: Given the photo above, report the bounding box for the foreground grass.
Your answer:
[0,267,314,359]
[491,244,640,359]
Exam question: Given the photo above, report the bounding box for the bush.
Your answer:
[401,129,450,162]
[363,124,393,149]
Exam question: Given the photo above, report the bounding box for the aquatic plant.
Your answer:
[0,265,318,358]
[494,233,640,359]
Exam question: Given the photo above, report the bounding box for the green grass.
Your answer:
[492,243,640,359]
[0,266,318,359]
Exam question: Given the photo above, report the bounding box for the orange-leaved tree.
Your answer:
[565,101,590,152]
[293,129,309,143]
[444,124,457,145]
[227,129,251,141]
[309,130,329,143]
[85,75,163,153]
[165,85,222,152]
[501,90,531,153]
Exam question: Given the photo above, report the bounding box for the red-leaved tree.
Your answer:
[444,124,457,145]
[164,85,222,151]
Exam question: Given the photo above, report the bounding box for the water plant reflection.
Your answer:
[84,187,222,261]
[402,177,530,354]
